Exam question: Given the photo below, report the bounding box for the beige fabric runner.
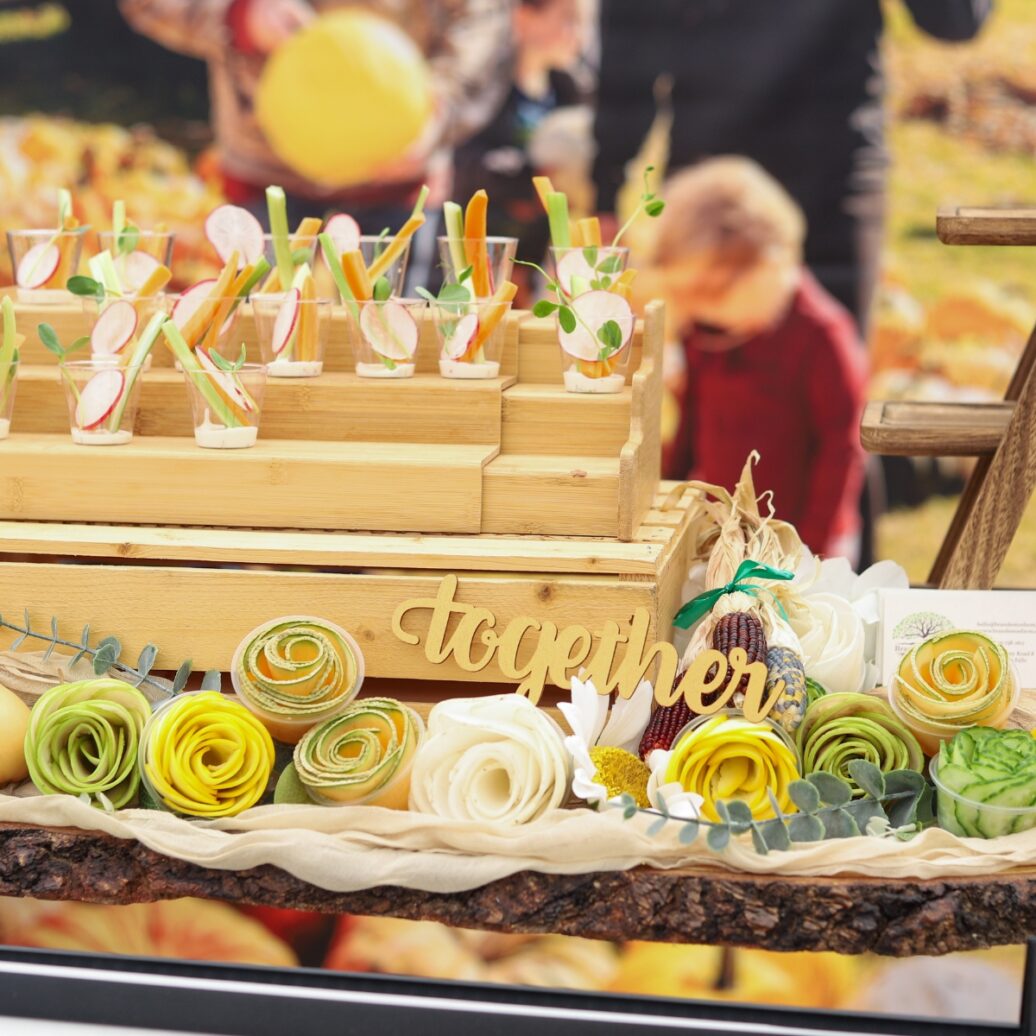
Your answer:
[3,792,1036,894]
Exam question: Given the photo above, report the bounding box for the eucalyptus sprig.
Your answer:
[611,164,665,248]
[621,761,933,856]
[0,610,221,697]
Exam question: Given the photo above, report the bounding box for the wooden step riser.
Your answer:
[11,368,507,445]
[0,561,663,682]
[501,387,631,456]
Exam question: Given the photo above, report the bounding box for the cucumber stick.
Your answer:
[112,199,126,241]
[443,202,467,278]
[547,192,571,249]
[266,186,295,292]
[161,322,240,429]
[318,233,359,322]
[109,310,165,432]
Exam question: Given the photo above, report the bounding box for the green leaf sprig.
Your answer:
[623,761,933,856]
[611,164,665,248]
[38,322,90,360]
[66,275,108,304]
[0,610,220,697]
[417,266,475,344]
[210,344,248,372]
[117,225,140,256]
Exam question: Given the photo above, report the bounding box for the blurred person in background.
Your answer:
[118,0,513,283]
[451,0,590,298]
[652,157,867,563]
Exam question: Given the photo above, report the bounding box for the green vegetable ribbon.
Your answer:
[673,560,795,630]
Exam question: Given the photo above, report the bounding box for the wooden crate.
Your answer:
[3,298,661,540]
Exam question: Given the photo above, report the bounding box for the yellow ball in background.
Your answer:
[256,10,432,188]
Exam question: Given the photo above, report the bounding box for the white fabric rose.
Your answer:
[409,695,571,825]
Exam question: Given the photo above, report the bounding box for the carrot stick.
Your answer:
[578,217,603,247]
[297,273,316,362]
[532,176,555,214]
[463,280,517,362]
[463,190,491,297]
[201,263,254,350]
[341,250,373,300]
[181,252,238,347]
[365,213,425,282]
[293,217,322,239]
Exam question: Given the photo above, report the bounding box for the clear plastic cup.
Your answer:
[437,236,517,297]
[183,363,266,449]
[0,351,17,440]
[96,230,175,291]
[350,298,426,378]
[167,293,245,367]
[433,299,511,380]
[59,358,144,445]
[262,233,318,288]
[556,300,634,395]
[82,295,169,370]
[252,293,332,377]
[357,234,410,296]
[7,229,85,300]
[550,245,630,295]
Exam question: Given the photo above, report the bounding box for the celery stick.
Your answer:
[109,310,164,432]
[57,188,72,227]
[0,297,16,411]
[442,202,467,279]
[162,322,240,428]
[236,257,271,300]
[90,251,122,296]
[266,185,294,291]
[547,192,571,249]
[112,200,126,240]
[412,184,430,218]
[318,232,359,322]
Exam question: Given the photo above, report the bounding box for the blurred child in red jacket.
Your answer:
[652,157,867,562]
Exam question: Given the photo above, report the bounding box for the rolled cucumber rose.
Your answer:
[142,691,275,817]
[25,678,150,809]
[293,697,423,809]
[663,714,800,822]
[796,692,923,796]
[892,630,1016,754]
[232,617,363,743]
[935,727,1036,838]
[410,695,570,824]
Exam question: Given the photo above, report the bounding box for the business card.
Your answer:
[880,588,1036,688]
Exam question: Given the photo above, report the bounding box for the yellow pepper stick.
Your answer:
[463,190,491,297]
[293,216,322,239]
[570,223,585,248]
[297,272,316,362]
[366,213,425,282]
[578,217,603,247]
[532,176,554,214]
[341,250,372,300]
[180,252,239,348]
[463,280,517,362]
[134,263,171,301]
[144,221,169,259]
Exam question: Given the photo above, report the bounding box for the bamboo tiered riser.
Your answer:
[1,303,663,540]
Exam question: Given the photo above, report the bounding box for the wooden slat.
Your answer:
[12,367,507,445]
[861,399,1013,456]
[0,435,494,533]
[937,206,1036,245]
[0,562,659,679]
[482,455,620,536]
[617,300,665,540]
[0,522,666,575]
[500,384,631,456]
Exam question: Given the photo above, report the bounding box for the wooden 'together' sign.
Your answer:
[392,575,784,722]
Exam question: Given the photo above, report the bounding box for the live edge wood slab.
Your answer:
[2,822,1034,957]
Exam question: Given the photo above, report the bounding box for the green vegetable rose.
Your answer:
[25,678,151,809]
[935,727,1036,838]
[796,692,924,797]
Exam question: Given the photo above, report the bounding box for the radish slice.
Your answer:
[119,251,162,293]
[76,368,125,430]
[171,279,217,330]
[359,302,419,360]
[90,300,138,356]
[271,289,300,356]
[442,312,479,360]
[16,242,60,289]
[558,290,635,362]
[323,213,361,255]
[197,346,255,413]
[205,205,264,268]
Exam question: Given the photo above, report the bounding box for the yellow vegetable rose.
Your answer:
[142,692,275,818]
[664,714,800,822]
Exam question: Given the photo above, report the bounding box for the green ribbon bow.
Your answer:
[673,559,795,630]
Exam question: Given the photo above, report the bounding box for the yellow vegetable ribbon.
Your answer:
[665,714,800,822]
[294,697,422,809]
[142,692,275,817]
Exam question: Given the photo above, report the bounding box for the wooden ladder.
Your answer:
[861,207,1036,589]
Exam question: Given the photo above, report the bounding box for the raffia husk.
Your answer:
[665,453,805,668]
